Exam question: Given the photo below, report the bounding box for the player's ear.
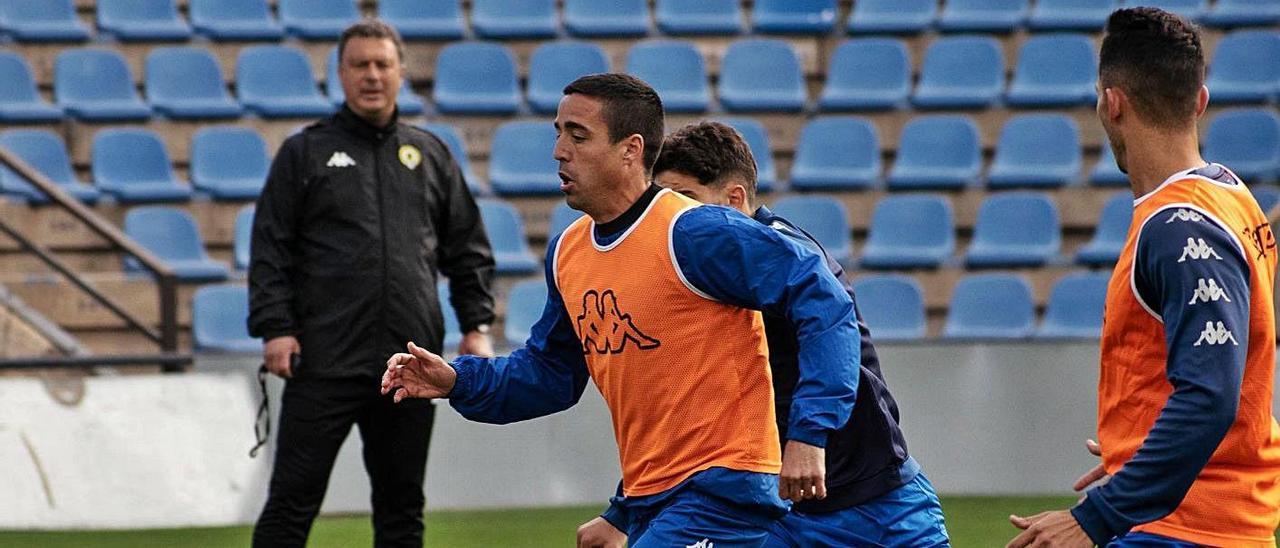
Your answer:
[1194,85,1210,118]
[1103,87,1125,124]
[727,184,747,210]
[621,134,643,165]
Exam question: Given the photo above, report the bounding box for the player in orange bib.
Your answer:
[1009,8,1280,548]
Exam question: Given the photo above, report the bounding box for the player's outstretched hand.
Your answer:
[576,516,625,548]
[1072,439,1107,493]
[779,440,826,502]
[381,341,458,403]
[1006,510,1091,548]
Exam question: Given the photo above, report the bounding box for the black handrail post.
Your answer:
[158,274,182,372]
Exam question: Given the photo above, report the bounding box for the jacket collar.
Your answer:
[335,104,399,142]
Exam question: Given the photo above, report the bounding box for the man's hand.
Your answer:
[576,517,625,548]
[1073,439,1107,495]
[779,440,826,502]
[263,336,300,378]
[1006,510,1092,548]
[381,341,458,403]
[458,329,494,358]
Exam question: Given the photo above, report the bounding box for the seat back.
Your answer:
[866,194,955,252]
[625,40,710,111]
[236,45,323,101]
[850,275,927,341]
[720,39,805,111]
[0,129,79,188]
[1012,34,1096,88]
[918,35,1004,92]
[897,115,981,171]
[504,279,549,346]
[770,195,852,262]
[234,205,254,270]
[0,52,44,103]
[527,42,610,113]
[488,121,560,195]
[790,116,881,188]
[943,273,1035,338]
[190,126,269,190]
[971,192,1061,251]
[719,117,777,192]
[124,206,211,266]
[824,38,910,97]
[192,284,258,352]
[55,49,141,103]
[992,114,1082,172]
[1203,109,1280,181]
[146,47,230,102]
[1038,272,1110,338]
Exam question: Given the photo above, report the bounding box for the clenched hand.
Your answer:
[779,440,826,502]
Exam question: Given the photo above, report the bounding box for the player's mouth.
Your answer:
[559,171,574,192]
[358,89,384,101]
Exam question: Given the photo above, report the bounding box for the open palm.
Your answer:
[381,341,458,402]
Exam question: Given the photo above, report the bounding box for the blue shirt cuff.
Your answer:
[1070,491,1125,545]
[446,358,477,401]
[600,504,628,532]
[786,425,829,448]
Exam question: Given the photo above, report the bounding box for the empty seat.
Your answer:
[0,129,101,204]
[478,199,539,275]
[471,0,558,39]
[437,282,463,348]
[421,123,484,194]
[752,0,837,34]
[938,0,1029,32]
[434,42,521,115]
[378,0,465,40]
[92,128,192,203]
[1029,0,1116,31]
[789,117,880,191]
[965,192,1061,268]
[189,0,284,41]
[625,41,710,113]
[1037,272,1110,339]
[1090,145,1128,186]
[0,52,62,123]
[0,0,91,41]
[234,205,254,271]
[887,115,981,190]
[123,206,229,281]
[860,194,955,269]
[912,36,1005,109]
[988,114,1082,188]
[146,47,242,119]
[504,279,549,347]
[654,0,744,35]
[324,48,425,116]
[771,195,853,267]
[847,0,936,34]
[850,275,927,341]
[720,118,778,193]
[527,42,611,114]
[278,0,359,40]
[1076,191,1132,266]
[236,45,333,118]
[1120,0,1208,20]
[819,38,911,111]
[1203,0,1280,27]
[54,49,151,121]
[97,0,191,41]
[942,273,1035,339]
[1203,109,1280,183]
[565,0,649,37]
[719,39,806,113]
[192,284,258,352]
[549,201,583,237]
[190,126,269,200]
[1253,186,1280,214]
[1005,33,1097,107]
[489,121,560,195]
[1206,31,1280,104]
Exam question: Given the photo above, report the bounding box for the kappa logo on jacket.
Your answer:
[576,290,660,354]
[1166,209,1206,224]
[326,151,357,168]
[1177,238,1223,262]
[1189,278,1231,305]
[1193,321,1239,346]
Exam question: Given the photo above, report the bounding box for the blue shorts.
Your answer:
[764,472,950,548]
[626,489,780,548]
[1107,532,1199,547]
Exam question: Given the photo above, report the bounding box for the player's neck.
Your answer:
[1124,127,1206,200]
[590,177,651,224]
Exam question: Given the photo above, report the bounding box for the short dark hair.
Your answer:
[338,18,404,63]
[654,121,758,200]
[1099,7,1205,129]
[563,73,665,173]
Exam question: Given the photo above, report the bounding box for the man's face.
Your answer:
[655,170,729,206]
[554,94,628,215]
[339,37,402,123]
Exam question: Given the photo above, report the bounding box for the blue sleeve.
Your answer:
[1071,208,1250,543]
[672,206,860,447]
[448,233,592,424]
[600,481,628,531]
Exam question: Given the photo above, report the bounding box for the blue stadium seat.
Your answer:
[471,0,558,39]
[938,0,1029,33]
[1120,0,1208,20]
[189,0,284,41]
[504,279,549,347]
[527,41,611,114]
[378,0,465,40]
[0,130,101,204]
[1206,31,1280,104]
[654,0,744,35]
[911,36,1005,109]
[478,199,540,275]
[278,0,359,40]
[1005,33,1097,107]
[1203,109,1280,183]
[549,201,584,237]
[434,42,521,115]
[421,123,484,195]
[719,40,806,113]
[1203,0,1280,27]
[818,38,910,111]
[236,45,333,118]
[0,52,62,123]
[850,275,927,341]
[234,205,253,271]
[97,0,191,41]
[564,0,649,38]
[965,192,1061,268]
[54,49,152,121]
[860,194,955,270]
[0,0,91,41]
[123,206,229,281]
[887,115,981,190]
[1091,146,1128,187]
[770,195,853,267]
[1037,272,1110,339]
[847,0,936,34]
[1076,191,1133,266]
[987,114,1082,188]
[146,47,242,119]
[324,48,425,116]
[192,284,259,352]
[1028,0,1116,30]
[437,282,463,348]
[789,117,880,191]
[752,0,837,34]
[942,274,1035,339]
[1253,186,1280,214]
[190,126,269,200]
[488,121,560,195]
[625,41,710,113]
[92,128,192,203]
[720,117,778,193]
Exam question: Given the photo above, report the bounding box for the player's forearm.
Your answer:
[447,348,590,424]
[787,317,860,447]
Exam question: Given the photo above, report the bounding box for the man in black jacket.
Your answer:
[248,19,496,547]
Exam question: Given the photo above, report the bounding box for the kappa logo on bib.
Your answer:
[398,145,422,170]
